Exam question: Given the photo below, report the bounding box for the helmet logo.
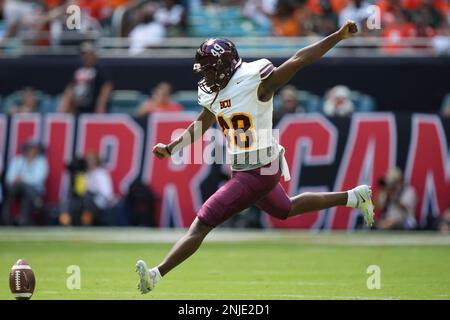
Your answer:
[211,43,225,57]
[195,39,241,94]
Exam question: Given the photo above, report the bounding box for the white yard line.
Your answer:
[35,290,398,299]
[0,227,449,246]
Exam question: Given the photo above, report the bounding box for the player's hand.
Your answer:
[153,143,171,159]
[338,20,358,40]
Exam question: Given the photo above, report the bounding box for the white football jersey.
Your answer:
[198,59,279,157]
[198,58,291,181]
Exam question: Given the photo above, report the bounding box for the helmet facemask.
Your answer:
[193,39,241,94]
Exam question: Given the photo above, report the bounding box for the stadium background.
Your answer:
[0,113,448,230]
[0,0,450,301]
[0,0,449,231]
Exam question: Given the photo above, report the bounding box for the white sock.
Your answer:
[346,189,357,208]
[150,267,162,283]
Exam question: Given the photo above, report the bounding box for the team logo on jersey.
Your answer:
[220,99,232,109]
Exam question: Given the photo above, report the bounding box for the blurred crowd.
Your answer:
[1,140,157,227]
[0,0,188,49]
[2,42,450,116]
[242,0,450,38]
[375,167,450,234]
[0,43,380,119]
[0,0,449,54]
[2,139,449,233]
[0,42,449,230]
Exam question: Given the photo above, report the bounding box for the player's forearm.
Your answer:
[292,31,343,70]
[259,30,346,96]
[167,121,202,154]
[167,108,215,154]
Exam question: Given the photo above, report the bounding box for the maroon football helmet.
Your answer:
[193,38,242,94]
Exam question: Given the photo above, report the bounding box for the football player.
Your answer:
[136,20,374,293]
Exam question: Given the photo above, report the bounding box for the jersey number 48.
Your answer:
[217,113,255,150]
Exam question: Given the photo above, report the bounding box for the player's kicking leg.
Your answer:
[135,165,283,294]
[136,184,374,293]
[135,160,374,293]
[256,183,374,227]
[136,217,212,294]
[287,185,374,227]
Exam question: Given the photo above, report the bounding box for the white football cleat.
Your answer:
[353,185,375,228]
[135,260,152,294]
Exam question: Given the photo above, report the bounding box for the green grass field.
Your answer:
[1,228,450,300]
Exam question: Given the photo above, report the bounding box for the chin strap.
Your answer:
[210,90,220,107]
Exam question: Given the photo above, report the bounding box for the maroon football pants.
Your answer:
[198,159,291,227]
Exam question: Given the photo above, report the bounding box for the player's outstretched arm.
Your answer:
[258,20,358,101]
[152,107,216,159]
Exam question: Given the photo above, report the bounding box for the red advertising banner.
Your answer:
[0,113,448,230]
